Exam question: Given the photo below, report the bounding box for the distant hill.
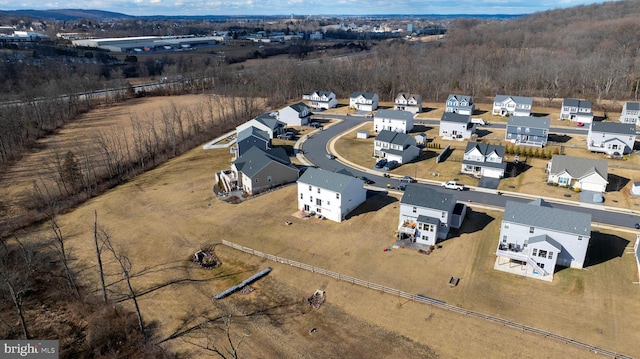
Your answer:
[0,9,133,21]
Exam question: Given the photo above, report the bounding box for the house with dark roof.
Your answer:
[394,93,422,113]
[297,167,366,222]
[278,102,311,126]
[349,91,379,112]
[546,155,608,193]
[236,113,286,140]
[235,127,271,158]
[373,109,415,133]
[302,90,338,110]
[373,130,420,164]
[587,121,636,155]
[397,185,467,245]
[445,94,474,115]
[231,147,299,195]
[492,95,532,117]
[495,199,591,281]
[439,112,475,140]
[461,142,506,178]
[620,101,640,125]
[560,98,593,123]
[505,116,550,147]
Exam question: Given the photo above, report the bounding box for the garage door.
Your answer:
[482,168,504,179]
[580,181,604,192]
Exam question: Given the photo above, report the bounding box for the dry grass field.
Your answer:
[6,96,640,358]
[30,140,639,358]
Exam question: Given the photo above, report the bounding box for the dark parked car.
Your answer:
[399,176,416,183]
[398,184,407,191]
[309,122,321,128]
[375,158,388,168]
[383,160,399,171]
[358,176,374,184]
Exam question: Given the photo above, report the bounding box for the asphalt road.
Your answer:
[303,114,640,229]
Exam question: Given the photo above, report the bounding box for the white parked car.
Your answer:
[441,181,465,191]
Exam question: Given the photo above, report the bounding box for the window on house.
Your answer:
[317,188,320,194]
[336,193,340,199]
[538,263,545,269]
[309,185,312,191]
[529,227,534,234]
[327,201,330,206]
[412,207,417,213]
[441,212,446,218]
[300,193,303,200]
[538,250,547,258]
[532,248,538,256]
[316,208,321,213]
[548,252,553,260]
[578,236,583,241]
[310,196,313,202]
[422,235,429,241]
[267,176,272,182]
[255,178,259,183]
[316,198,322,206]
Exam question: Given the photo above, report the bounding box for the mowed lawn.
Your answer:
[42,140,640,358]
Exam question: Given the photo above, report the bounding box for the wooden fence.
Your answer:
[221,240,632,359]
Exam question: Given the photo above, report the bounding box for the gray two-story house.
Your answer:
[505,116,550,147]
[495,199,591,282]
[398,185,467,245]
[230,147,299,195]
[461,142,506,178]
[560,98,593,124]
[235,127,271,158]
[445,94,475,115]
[587,121,636,155]
[373,130,420,164]
[439,112,475,140]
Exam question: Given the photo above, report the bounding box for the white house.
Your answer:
[445,94,474,115]
[373,130,420,164]
[439,112,475,140]
[587,122,636,155]
[620,101,640,125]
[397,185,467,245]
[373,109,415,133]
[546,155,608,193]
[302,90,338,110]
[278,102,311,126]
[495,199,591,282]
[236,113,286,140]
[461,142,506,178]
[231,147,299,195]
[394,93,422,113]
[492,95,533,117]
[349,91,379,112]
[560,98,593,123]
[297,167,366,223]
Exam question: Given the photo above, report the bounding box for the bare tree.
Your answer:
[49,216,80,298]
[184,303,248,359]
[93,210,108,303]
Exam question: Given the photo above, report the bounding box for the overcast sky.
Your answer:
[0,0,610,16]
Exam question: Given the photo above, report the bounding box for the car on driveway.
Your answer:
[383,160,399,171]
[399,176,416,183]
[375,158,387,169]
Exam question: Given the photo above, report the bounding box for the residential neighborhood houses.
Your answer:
[297,167,366,222]
[546,155,608,193]
[209,89,637,285]
[505,116,550,147]
[492,95,533,117]
[373,109,415,133]
[495,199,591,282]
[302,90,338,110]
[587,121,636,156]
